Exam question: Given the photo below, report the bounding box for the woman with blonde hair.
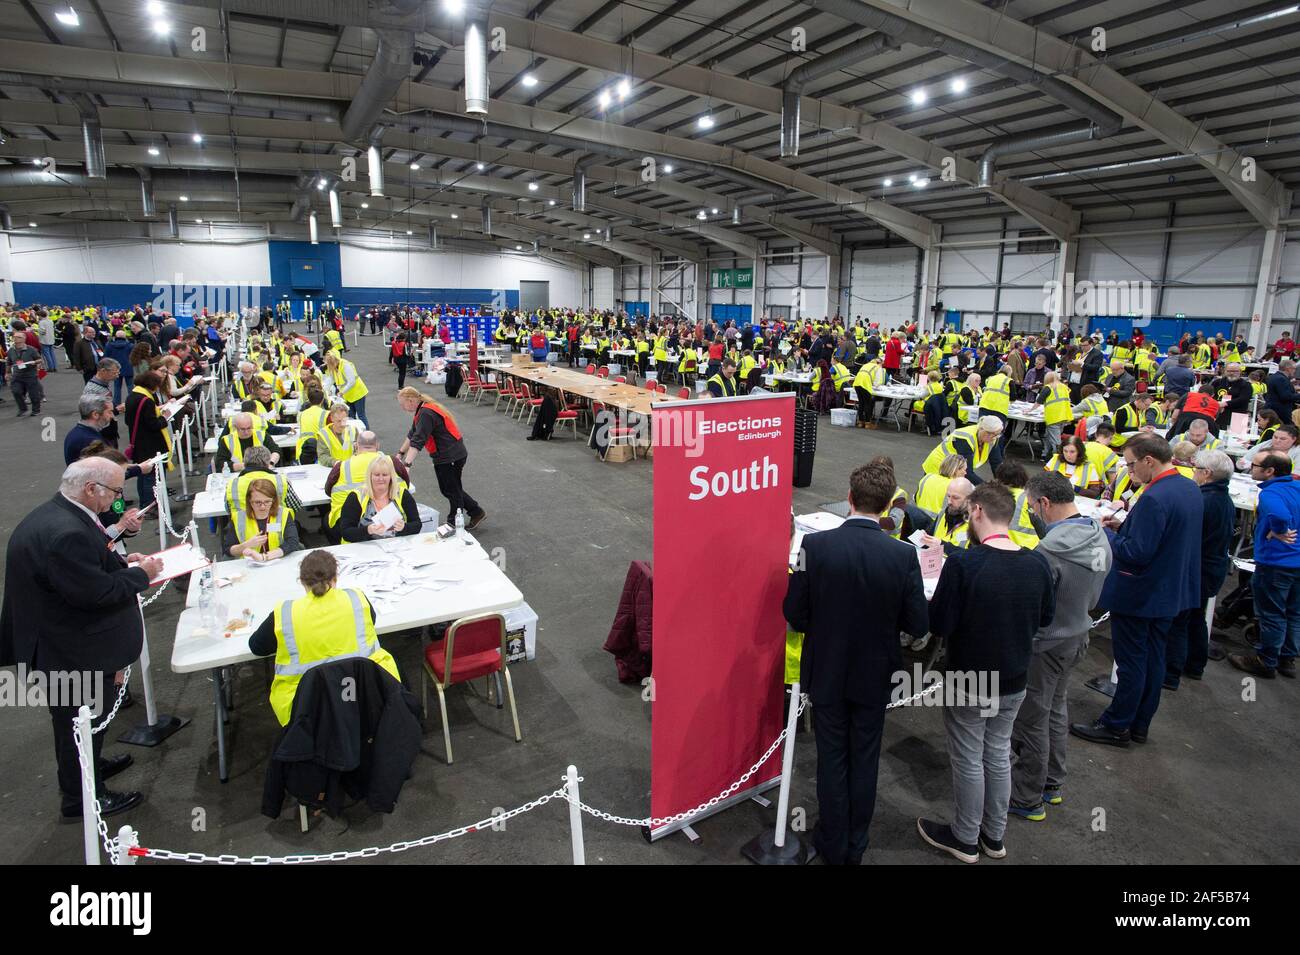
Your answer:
[396,386,486,529]
[335,454,421,542]
[323,349,369,425]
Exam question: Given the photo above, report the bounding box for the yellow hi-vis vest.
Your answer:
[738,355,759,382]
[913,380,944,412]
[332,359,369,403]
[653,336,669,361]
[678,350,698,373]
[922,425,988,475]
[1046,455,1100,491]
[1008,489,1040,549]
[1043,383,1073,425]
[1084,441,1120,477]
[233,507,295,553]
[830,361,852,392]
[225,469,288,523]
[233,376,257,401]
[979,373,1011,415]
[1076,393,1109,422]
[933,512,969,550]
[327,450,382,528]
[296,404,328,456]
[878,485,907,540]
[270,588,398,726]
[915,473,951,518]
[319,423,358,463]
[324,329,344,353]
[707,373,737,397]
[852,361,883,393]
[220,428,265,465]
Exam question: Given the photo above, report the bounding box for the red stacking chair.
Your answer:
[422,613,522,764]
[677,387,690,399]
[585,364,597,375]
[596,366,610,378]
[494,375,519,412]
[593,400,639,460]
[520,383,547,425]
[554,404,580,438]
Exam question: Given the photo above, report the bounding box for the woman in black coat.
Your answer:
[123,369,174,511]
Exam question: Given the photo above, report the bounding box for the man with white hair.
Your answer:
[232,360,259,402]
[921,415,1005,486]
[1099,359,1135,410]
[0,457,163,820]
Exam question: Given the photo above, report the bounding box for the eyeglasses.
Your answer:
[91,481,124,497]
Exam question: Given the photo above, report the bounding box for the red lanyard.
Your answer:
[1146,467,1179,488]
[981,533,1011,543]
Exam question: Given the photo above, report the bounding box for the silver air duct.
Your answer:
[0,207,12,232]
[781,33,898,158]
[328,187,342,228]
[573,163,587,212]
[367,139,385,197]
[138,168,156,217]
[341,27,416,143]
[480,198,491,236]
[69,93,105,180]
[428,221,437,249]
[463,13,489,115]
[309,211,319,244]
[167,204,179,238]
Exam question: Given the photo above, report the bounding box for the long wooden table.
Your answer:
[485,362,685,416]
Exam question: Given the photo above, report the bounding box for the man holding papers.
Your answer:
[0,458,161,820]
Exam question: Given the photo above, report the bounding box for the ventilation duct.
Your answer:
[781,33,898,158]
[732,207,741,225]
[0,207,12,232]
[341,27,416,143]
[328,187,342,228]
[802,0,1122,180]
[138,167,155,216]
[428,221,437,249]
[287,172,316,223]
[604,226,611,242]
[167,204,179,238]
[67,93,105,180]
[367,138,385,197]
[463,11,489,115]
[308,211,319,244]
[573,163,587,212]
[480,198,491,236]
[978,124,1107,187]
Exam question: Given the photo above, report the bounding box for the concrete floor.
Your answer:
[1,329,1295,866]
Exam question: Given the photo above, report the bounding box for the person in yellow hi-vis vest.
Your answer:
[1038,371,1073,462]
[324,351,369,426]
[296,387,329,463]
[247,550,400,726]
[317,404,359,468]
[222,476,302,562]
[921,417,1003,480]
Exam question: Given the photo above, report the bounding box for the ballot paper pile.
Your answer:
[332,539,466,613]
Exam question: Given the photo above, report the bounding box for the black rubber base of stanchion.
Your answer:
[741,830,818,865]
[172,493,196,502]
[118,714,191,747]
[1085,674,1117,698]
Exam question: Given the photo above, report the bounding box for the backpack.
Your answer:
[444,363,463,398]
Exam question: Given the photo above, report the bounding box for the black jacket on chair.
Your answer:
[262,657,422,819]
[784,516,929,707]
[0,494,149,673]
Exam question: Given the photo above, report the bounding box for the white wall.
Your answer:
[339,245,582,302]
[0,233,13,305]
[7,234,271,286]
[592,267,615,309]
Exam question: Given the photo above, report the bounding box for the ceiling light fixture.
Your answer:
[450,213,459,219]
[406,229,413,235]
[882,178,892,187]
[191,133,202,144]
[521,73,537,88]
[617,78,630,100]
[583,233,591,239]
[195,217,203,223]
[444,0,464,13]
[317,179,326,190]
[907,173,918,183]
[55,7,79,27]
[910,88,927,106]
[548,199,556,206]
[515,245,522,250]
[915,178,929,188]
[146,1,164,14]
[152,20,170,35]
[697,115,714,130]
[476,162,485,170]
[950,77,967,94]
[28,222,37,228]
[598,90,612,109]
[360,202,369,208]
[663,163,673,173]
[528,182,539,191]
[148,146,160,156]
[410,162,420,170]
[178,194,189,201]
[710,207,719,214]
[31,158,42,166]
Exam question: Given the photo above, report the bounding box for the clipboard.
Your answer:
[145,542,212,586]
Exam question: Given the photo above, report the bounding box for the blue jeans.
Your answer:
[41,344,58,371]
[348,396,367,427]
[1102,613,1174,733]
[1252,564,1300,668]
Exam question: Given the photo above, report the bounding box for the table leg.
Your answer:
[213,668,229,783]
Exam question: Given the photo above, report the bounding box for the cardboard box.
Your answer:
[604,443,635,463]
[503,601,538,663]
[511,353,533,366]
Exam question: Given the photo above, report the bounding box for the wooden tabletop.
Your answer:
[486,362,686,415]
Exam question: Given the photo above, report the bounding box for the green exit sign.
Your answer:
[1175,312,1185,318]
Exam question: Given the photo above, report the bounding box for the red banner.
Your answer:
[650,393,795,836]
[468,322,478,377]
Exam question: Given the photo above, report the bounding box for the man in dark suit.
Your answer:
[784,461,929,864]
[1071,434,1202,746]
[73,326,104,384]
[0,457,162,818]
[1265,358,1298,421]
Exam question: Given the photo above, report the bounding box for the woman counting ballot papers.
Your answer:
[222,478,303,562]
[334,455,421,542]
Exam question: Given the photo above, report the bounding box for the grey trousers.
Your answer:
[1010,635,1089,809]
[1043,423,1063,459]
[943,689,1027,844]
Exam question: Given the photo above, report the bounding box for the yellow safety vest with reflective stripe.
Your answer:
[913,380,944,412]
[233,507,294,552]
[677,350,698,373]
[1008,489,1040,549]
[1134,350,1156,377]
[878,485,906,540]
[332,359,368,403]
[922,425,987,475]
[1076,393,1109,422]
[319,423,358,463]
[933,512,969,550]
[327,450,382,529]
[830,361,852,392]
[270,588,398,726]
[220,428,265,465]
[324,329,343,353]
[1042,383,1073,425]
[915,473,951,518]
[296,404,327,456]
[852,361,883,393]
[979,373,1011,415]
[225,470,287,523]
[738,356,759,382]
[653,336,669,361]
[1046,456,1100,491]
[957,386,980,424]
[1194,343,1212,369]
[707,373,737,397]
[1084,441,1119,477]
[784,568,804,684]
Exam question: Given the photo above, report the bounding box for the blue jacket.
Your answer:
[103,339,135,377]
[1255,476,1300,569]
[1099,469,1202,618]
[1197,478,1236,599]
[1161,362,1195,396]
[1265,372,1298,419]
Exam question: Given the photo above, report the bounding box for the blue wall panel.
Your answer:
[1085,316,1236,352]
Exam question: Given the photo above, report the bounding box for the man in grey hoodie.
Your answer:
[1008,471,1112,820]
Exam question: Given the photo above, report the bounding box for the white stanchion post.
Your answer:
[566,764,585,866]
[174,426,190,498]
[118,601,191,749]
[1205,596,1217,632]
[115,825,140,865]
[155,457,168,551]
[741,685,815,864]
[75,705,100,866]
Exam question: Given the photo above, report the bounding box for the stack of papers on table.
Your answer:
[795,511,844,535]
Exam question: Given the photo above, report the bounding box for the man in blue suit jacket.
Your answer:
[784,461,929,864]
[1071,434,1202,746]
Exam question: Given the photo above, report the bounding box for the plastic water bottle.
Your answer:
[455,508,466,540]
[222,461,231,477]
[199,566,215,629]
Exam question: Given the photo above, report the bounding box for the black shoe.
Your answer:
[978,831,1007,859]
[1162,678,1179,691]
[916,818,978,863]
[526,435,538,441]
[120,685,135,709]
[1208,643,1227,662]
[14,409,25,417]
[1130,727,1149,743]
[1070,718,1131,747]
[1228,652,1276,679]
[1184,670,1203,681]
[29,410,40,417]
[61,789,143,820]
[1279,659,1297,679]
[99,753,133,780]
[467,510,487,530]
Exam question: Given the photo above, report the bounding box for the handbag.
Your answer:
[123,395,149,459]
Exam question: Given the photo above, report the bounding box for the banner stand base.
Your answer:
[1085,674,1117,698]
[119,714,191,747]
[645,777,781,843]
[742,830,817,866]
